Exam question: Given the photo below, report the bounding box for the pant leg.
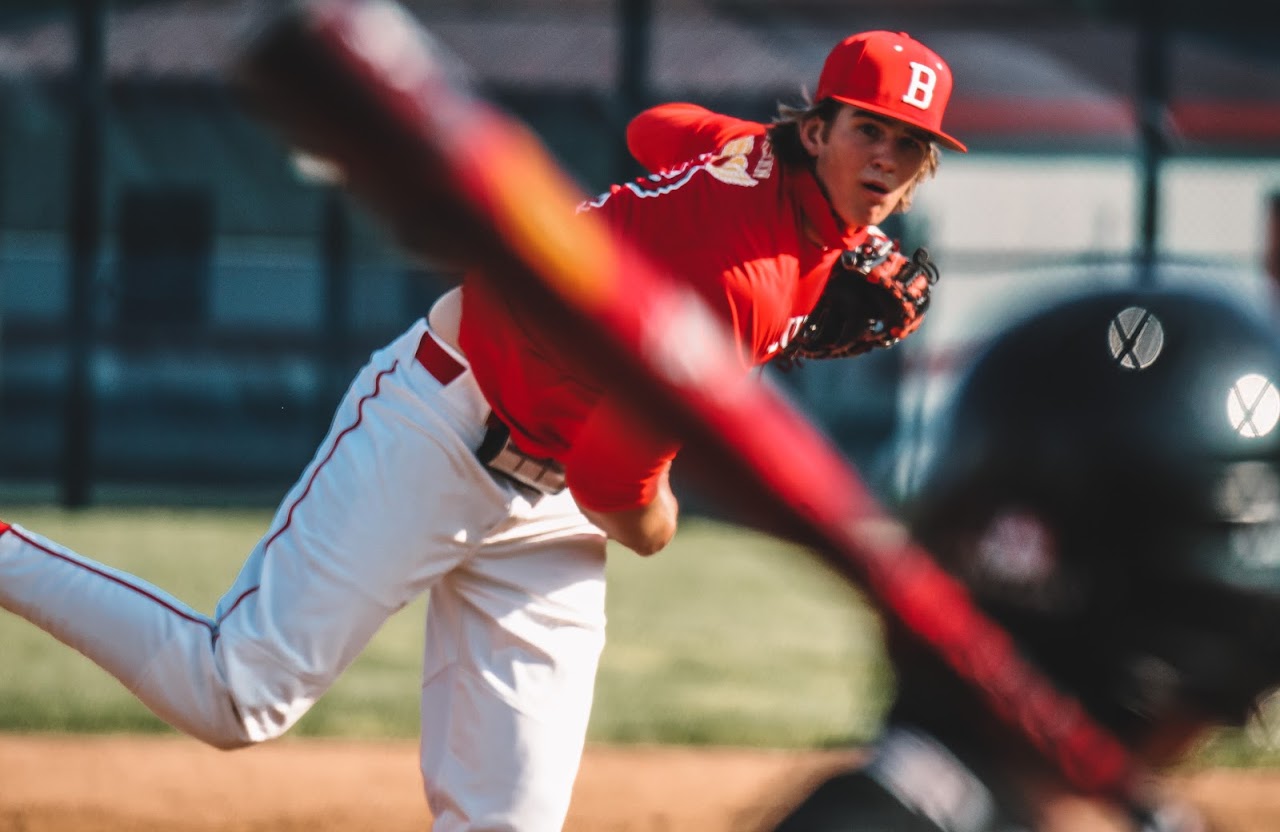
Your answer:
[420,486,608,832]
[0,321,502,748]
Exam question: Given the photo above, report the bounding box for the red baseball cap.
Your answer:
[816,31,966,152]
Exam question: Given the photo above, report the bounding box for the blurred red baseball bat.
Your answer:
[232,0,1140,801]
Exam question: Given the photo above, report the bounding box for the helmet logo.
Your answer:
[1107,306,1163,370]
[970,511,1067,610]
[1228,373,1280,439]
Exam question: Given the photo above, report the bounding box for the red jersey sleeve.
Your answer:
[563,395,681,512]
[626,103,765,173]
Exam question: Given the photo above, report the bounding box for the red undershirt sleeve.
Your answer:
[562,394,681,513]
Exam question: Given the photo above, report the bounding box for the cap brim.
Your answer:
[829,95,968,153]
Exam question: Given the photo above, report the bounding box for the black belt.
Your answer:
[416,330,566,495]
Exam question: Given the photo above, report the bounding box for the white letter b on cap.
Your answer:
[902,62,937,110]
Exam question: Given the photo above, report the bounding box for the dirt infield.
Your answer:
[2,735,1279,831]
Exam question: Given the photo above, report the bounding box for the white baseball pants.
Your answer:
[0,317,609,832]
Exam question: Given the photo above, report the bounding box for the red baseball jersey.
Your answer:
[459,104,869,511]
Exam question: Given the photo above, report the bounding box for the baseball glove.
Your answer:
[778,236,939,367]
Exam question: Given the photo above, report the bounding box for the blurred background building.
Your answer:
[0,0,1277,507]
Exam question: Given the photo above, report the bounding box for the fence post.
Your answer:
[1135,0,1168,287]
[615,0,651,181]
[320,185,351,429]
[62,0,105,508]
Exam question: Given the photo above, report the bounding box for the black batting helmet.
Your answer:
[903,285,1280,744]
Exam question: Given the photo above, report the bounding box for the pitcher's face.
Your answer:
[802,106,930,228]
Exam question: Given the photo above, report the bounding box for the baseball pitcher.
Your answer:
[0,11,965,831]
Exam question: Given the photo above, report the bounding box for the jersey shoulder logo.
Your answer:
[705,135,760,188]
[576,133,764,212]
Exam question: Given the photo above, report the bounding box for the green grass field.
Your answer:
[4,504,1276,768]
[0,507,889,748]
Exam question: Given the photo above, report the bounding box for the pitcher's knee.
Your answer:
[173,693,302,750]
